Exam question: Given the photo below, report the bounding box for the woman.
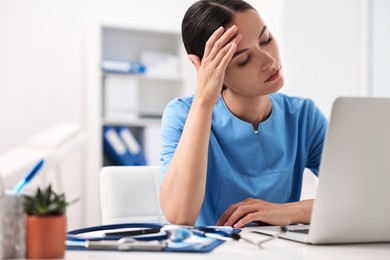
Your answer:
[159,0,327,228]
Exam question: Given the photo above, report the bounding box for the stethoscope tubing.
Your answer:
[67,223,166,242]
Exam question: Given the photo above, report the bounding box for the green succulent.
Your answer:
[23,185,77,216]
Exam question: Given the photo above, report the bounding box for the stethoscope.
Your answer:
[66,222,287,251]
[66,223,237,251]
[66,223,166,242]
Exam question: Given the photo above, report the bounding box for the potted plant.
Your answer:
[23,185,77,259]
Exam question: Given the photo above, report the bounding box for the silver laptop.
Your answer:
[250,97,390,244]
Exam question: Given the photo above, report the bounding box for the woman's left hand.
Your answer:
[216,198,313,228]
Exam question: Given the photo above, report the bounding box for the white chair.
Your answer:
[99,166,167,224]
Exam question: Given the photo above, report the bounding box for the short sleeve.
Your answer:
[306,100,328,176]
[159,98,191,182]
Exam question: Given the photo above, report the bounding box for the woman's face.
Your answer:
[224,9,284,97]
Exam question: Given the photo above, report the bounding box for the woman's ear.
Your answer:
[188,54,201,71]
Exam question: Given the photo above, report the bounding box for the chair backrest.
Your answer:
[100,166,167,224]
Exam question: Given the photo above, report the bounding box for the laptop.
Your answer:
[249,97,390,244]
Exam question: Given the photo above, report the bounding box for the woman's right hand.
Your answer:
[188,25,242,106]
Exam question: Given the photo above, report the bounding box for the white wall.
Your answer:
[0,0,85,153]
[370,0,390,97]
[0,0,86,230]
[280,0,368,118]
[0,0,370,228]
[0,0,194,229]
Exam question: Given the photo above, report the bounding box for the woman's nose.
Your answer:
[255,48,275,71]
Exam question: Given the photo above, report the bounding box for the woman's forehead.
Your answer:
[229,10,265,46]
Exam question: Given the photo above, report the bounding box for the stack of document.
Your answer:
[139,51,179,77]
[103,126,147,166]
[102,59,146,74]
[104,75,139,121]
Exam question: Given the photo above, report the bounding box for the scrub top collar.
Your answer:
[217,93,278,133]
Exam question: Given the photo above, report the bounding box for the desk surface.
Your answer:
[65,228,390,260]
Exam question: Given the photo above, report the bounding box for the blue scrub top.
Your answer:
[160,92,328,226]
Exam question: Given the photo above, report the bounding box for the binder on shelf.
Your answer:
[104,75,139,120]
[103,126,136,166]
[102,59,146,74]
[139,51,179,77]
[117,127,147,166]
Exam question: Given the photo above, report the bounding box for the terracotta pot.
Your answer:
[26,215,66,259]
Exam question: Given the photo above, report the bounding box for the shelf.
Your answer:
[102,117,161,127]
[84,15,190,227]
[103,72,183,82]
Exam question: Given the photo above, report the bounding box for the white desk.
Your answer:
[65,229,390,259]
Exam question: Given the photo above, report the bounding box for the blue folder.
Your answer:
[103,126,136,165]
[117,126,147,165]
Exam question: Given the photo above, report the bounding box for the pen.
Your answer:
[192,229,233,241]
[105,227,162,237]
[194,226,258,245]
[12,159,44,193]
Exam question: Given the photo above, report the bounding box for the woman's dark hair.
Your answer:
[182,0,254,59]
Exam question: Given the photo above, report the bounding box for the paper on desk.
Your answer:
[167,235,216,250]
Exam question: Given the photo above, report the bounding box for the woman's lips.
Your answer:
[264,68,280,83]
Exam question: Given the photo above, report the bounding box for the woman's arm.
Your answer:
[160,26,242,225]
[159,99,213,225]
[216,198,314,228]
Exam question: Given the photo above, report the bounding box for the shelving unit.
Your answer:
[85,18,194,226]
[100,26,185,166]
[102,72,183,123]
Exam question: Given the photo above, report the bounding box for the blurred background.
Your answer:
[0,0,389,230]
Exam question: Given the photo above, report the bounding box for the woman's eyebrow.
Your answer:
[258,26,267,39]
[232,26,267,59]
[232,48,249,59]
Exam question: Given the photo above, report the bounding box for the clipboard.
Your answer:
[66,223,240,253]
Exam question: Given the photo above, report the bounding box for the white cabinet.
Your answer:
[100,26,185,166]
[101,27,185,125]
[102,73,183,126]
[85,20,193,225]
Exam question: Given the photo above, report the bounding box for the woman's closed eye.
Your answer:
[238,55,251,67]
[237,36,273,67]
[259,35,273,47]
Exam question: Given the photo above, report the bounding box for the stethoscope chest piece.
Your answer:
[161,225,192,242]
